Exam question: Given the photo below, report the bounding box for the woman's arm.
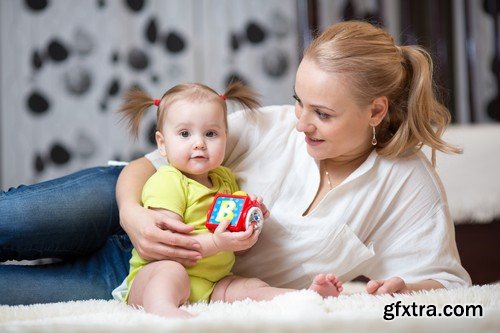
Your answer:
[366,277,444,295]
[116,157,201,264]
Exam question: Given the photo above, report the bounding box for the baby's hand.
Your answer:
[248,194,270,219]
[212,219,261,252]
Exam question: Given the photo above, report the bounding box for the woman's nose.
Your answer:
[295,109,314,133]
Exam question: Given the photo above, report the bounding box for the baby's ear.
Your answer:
[155,131,167,156]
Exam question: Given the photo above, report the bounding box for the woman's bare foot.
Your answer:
[366,279,384,294]
[309,273,343,297]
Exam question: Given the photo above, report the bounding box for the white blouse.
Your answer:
[146,105,471,290]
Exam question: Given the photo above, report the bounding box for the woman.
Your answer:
[0,21,470,305]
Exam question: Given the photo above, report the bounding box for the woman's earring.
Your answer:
[371,126,377,146]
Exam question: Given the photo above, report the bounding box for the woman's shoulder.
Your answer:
[376,150,445,195]
[145,150,167,170]
[224,105,298,164]
[377,150,432,173]
[228,105,296,131]
[229,104,295,118]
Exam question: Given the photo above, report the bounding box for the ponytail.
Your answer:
[378,46,462,165]
[305,21,461,166]
[118,88,154,139]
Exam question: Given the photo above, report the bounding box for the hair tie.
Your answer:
[153,99,160,106]
[219,94,227,101]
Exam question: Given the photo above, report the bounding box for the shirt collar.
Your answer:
[313,149,379,190]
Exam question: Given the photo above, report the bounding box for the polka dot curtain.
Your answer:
[0,0,298,189]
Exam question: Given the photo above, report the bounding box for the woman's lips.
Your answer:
[305,136,324,146]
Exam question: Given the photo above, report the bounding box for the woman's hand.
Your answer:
[366,277,444,294]
[116,157,201,265]
[212,219,261,252]
[120,204,202,265]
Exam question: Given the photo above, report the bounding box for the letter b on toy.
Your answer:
[215,200,236,222]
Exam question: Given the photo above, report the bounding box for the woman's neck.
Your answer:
[324,147,374,174]
[304,148,374,216]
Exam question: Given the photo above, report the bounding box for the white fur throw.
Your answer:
[1,283,499,333]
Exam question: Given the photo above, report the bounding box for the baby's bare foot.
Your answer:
[309,273,343,297]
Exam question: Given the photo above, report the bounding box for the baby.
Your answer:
[115,81,343,318]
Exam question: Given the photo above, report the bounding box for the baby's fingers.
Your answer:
[230,225,256,240]
[214,220,231,234]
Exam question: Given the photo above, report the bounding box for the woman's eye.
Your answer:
[316,110,330,119]
[206,131,217,138]
[179,131,190,137]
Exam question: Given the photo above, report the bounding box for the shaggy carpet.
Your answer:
[1,283,498,333]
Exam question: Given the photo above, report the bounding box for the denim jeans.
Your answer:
[0,166,133,305]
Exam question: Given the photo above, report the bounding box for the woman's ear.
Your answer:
[155,131,167,156]
[370,96,388,126]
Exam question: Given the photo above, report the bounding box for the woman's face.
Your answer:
[294,58,374,162]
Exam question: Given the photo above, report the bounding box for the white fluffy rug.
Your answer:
[1,283,499,333]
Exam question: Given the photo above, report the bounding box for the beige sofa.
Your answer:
[425,124,500,284]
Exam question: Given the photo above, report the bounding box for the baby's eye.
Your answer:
[179,130,190,137]
[206,131,217,138]
[292,94,300,103]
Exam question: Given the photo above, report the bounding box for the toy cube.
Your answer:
[206,193,264,232]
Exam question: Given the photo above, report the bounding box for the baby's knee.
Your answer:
[150,260,187,276]
[150,261,190,300]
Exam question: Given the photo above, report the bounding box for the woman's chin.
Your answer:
[306,147,327,161]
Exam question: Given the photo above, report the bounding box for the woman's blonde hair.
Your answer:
[304,20,461,164]
[118,81,261,139]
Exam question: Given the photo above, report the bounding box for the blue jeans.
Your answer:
[0,166,133,305]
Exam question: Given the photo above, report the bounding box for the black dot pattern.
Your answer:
[25,0,49,12]
[164,32,186,53]
[27,91,50,115]
[128,48,149,71]
[145,18,158,43]
[125,0,145,12]
[49,143,71,165]
[246,22,266,44]
[3,1,298,188]
[47,39,70,62]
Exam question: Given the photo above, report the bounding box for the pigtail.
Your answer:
[118,88,155,139]
[223,81,261,111]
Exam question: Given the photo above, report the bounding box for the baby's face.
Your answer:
[156,99,227,181]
